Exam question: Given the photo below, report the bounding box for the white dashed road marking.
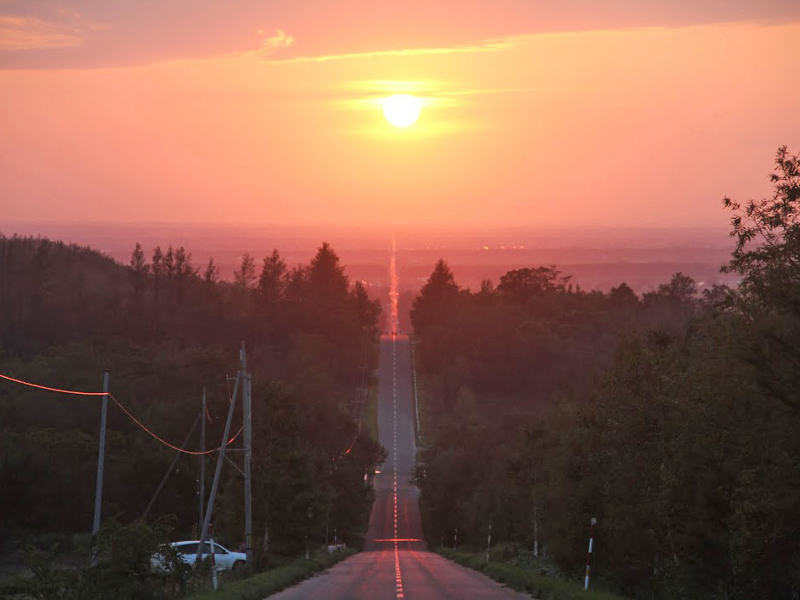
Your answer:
[392,339,405,598]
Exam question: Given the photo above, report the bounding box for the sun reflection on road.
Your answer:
[389,235,399,334]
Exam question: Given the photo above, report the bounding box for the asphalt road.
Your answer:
[267,336,529,600]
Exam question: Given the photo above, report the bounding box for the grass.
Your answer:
[0,574,26,597]
[410,340,425,447]
[437,548,631,600]
[184,548,355,600]
[364,381,379,442]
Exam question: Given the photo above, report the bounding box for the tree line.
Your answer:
[0,238,384,562]
[411,147,800,599]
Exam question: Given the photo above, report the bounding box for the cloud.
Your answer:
[0,15,82,50]
[259,22,793,66]
[265,29,293,50]
[0,11,106,51]
[242,28,294,59]
[264,37,513,64]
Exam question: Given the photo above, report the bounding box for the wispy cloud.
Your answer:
[240,29,295,59]
[260,22,791,66]
[0,11,107,51]
[0,15,82,50]
[264,37,514,64]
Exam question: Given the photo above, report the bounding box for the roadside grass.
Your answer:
[365,380,379,442]
[410,339,425,447]
[185,548,355,600]
[0,574,25,597]
[437,548,630,600]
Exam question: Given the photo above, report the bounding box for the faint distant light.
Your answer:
[482,246,490,250]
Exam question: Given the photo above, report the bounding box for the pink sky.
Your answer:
[1,1,799,229]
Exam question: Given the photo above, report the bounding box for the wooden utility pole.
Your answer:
[199,387,206,528]
[90,369,110,565]
[142,416,200,518]
[196,372,240,566]
[242,342,253,568]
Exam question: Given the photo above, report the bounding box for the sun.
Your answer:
[382,94,422,127]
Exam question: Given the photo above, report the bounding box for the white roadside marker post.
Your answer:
[585,517,597,591]
[485,524,492,563]
[211,536,218,591]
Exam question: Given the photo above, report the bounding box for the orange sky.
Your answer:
[1,1,799,229]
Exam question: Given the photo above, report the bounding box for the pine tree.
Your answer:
[151,246,164,308]
[258,249,287,305]
[129,242,150,310]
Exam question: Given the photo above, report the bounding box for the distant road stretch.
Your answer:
[268,336,529,600]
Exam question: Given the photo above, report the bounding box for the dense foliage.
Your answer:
[0,238,384,561]
[412,148,800,599]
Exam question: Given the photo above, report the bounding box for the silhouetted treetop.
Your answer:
[497,266,570,302]
[258,249,287,305]
[410,259,460,338]
[309,241,349,303]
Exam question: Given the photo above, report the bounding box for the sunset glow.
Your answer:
[0,3,799,229]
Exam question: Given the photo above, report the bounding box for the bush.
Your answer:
[21,518,190,600]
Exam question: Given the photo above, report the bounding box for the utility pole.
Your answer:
[242,340,253,568]
[533,499,539,557]
[91,369,109,566]
[244,374,253,566]
[142,415,200,518]
[196,372,240,567]
[199,387,206,528]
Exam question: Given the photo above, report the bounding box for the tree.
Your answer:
[609,282,638,306]
[646,272,697,305]
[233,253,257,294]
[410,259,460,337]
[203,257,219,285]
[701,284,732,310]
[164,246,175,306]
[151,246,164,308]
[172,246,195,303]
[258,250,287,305]
[723,145,800,312]
[723,146,800,414]
[308,242,348,304]
[129,243,150,310]
[351,280,381,340]
[497,266,570,303]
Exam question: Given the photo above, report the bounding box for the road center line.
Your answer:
[392,338,405,599]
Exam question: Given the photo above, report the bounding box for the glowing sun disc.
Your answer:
[382,94,422,127]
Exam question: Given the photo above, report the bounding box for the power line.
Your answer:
[109,394,221,456]
[0,370,242,455]
[0,372,108,396]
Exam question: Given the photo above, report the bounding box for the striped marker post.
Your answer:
[584,517,597,591]
[485,524,492,563]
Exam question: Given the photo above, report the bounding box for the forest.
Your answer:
[411,147,800,599]
[0,237,385,565]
